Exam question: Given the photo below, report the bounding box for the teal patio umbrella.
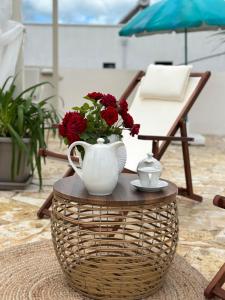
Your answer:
[119,0,225,64]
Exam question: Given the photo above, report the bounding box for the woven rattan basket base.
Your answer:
[52,193,179,299]
[0,240,208,300]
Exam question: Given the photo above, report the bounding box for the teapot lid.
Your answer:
[137,152,162,172]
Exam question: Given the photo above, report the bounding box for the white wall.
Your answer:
[188,72,225,135]
[23,24,225,135]
[35,68,225,136]
[24,24,225,71]
[57,69,137,113]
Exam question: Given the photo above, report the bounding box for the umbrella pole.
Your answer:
[184,28,188,65]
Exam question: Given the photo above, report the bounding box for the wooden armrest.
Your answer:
[43,124,59,130]
[213,195,225,209]
[38,148,79,162]
[138,135,194,142]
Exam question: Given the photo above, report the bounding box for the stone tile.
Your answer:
[12,191,50,207]
[0,219,50,251]
[177,245,225,281]
[0,197,35,222]
[215,228,225,245]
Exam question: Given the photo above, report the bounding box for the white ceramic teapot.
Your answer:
[67,138,124,196]
[137,153,162,187]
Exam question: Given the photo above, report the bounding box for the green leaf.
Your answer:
[6,125,27,152]
[79,132,90,141]
[16,149,22,175]
[15,81,53,101]
[72,106,81,111]
[17,105,24,135]
[1,76,15,92]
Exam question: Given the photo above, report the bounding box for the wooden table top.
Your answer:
[53,174,177,207]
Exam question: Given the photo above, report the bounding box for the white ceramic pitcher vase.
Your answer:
[67,138,124,196]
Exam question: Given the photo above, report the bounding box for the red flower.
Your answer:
[67,112,87,134]
[63,112,73,125]
[118,98,128,114]
[58,124,66,137]
[58,112,87,144]
[122,113,134,128]
[86,92,103,101]
[130,124,140,136]
[67,132,80,144]
[100,107,118,126]
[58,112,74,137]
[100,94,117,107]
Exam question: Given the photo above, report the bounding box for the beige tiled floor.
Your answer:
[0,135,225,281]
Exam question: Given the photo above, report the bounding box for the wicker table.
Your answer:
[51,173,178,300]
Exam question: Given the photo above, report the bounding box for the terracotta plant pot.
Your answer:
[0,137,32,190]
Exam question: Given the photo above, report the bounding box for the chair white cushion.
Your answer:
[139,64,192,101]
[123,76,201,172]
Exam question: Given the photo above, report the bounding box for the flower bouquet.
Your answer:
[58,92,140,147]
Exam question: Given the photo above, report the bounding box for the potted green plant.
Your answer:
[0,77,59,189]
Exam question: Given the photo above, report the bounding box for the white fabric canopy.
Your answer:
[0,0,24,89]
[0,0,12,30]
[0,20,24,88]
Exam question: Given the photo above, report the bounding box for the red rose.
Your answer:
[118,98,128,114]
[67,132,80,144]
[100,94,117,107]
[58,112,87,144]
[100,107,118,126]
[58,112,74,137]
[86,92,103,100]
[62,112,73,126]
[130,124,140,136]
[67,112,87,134]
[58,124,66,137]
[122,113,134,128]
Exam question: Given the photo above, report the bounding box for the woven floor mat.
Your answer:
[0,240,208,299]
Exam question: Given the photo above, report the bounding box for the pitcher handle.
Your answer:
[67,141,89,179]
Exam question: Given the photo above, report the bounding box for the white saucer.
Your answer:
[130,179,168,192]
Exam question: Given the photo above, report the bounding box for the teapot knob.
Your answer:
[97,138,105,144]
[147,152,153,159]
[145,152,153,163]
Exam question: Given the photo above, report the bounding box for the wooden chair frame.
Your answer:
[37,70,211,218]
[204,195,225,299]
